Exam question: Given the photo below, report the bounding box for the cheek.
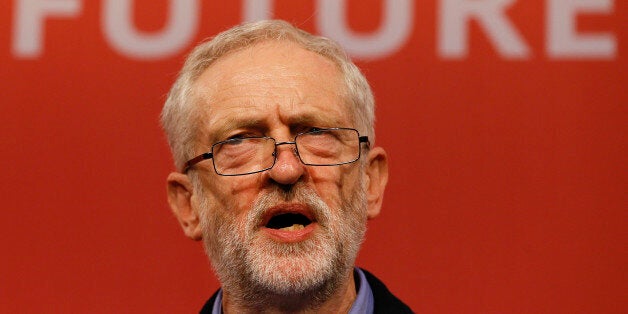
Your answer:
[308,166,358,208]
[197,179,253,242]
[202,174,263,215]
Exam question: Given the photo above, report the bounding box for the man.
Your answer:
[161,20,412,313]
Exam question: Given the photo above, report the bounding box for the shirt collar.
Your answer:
[211,267,374,314]
[349,267,375,314]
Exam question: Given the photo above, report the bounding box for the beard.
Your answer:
[196,177,368,309]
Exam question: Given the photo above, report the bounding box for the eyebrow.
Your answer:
[287,113,340,129]
[205,107,349,143]
[207,117,267,143]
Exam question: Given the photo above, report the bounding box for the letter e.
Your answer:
[547,0,616,59]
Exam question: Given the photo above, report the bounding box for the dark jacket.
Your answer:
[199,268,414,313]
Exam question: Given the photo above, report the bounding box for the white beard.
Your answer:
[197,179,368,309]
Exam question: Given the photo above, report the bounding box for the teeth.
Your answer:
[280,224,305,231]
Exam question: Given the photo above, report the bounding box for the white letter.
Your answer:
[317,0,413,60]
[103,0,199,60]
[243,0,273,22]
[547,0,616,59]
[13,0,81,58]
[438,0,530,59]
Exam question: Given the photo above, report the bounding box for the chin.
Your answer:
[245,234,343,294]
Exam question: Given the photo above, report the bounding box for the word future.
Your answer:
[12,0,617,60]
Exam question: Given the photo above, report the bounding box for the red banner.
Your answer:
[1,1,625,312]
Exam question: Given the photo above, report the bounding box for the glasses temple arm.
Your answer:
[358,135,370,148]
[182,152,213,173]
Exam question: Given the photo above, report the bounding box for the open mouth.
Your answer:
[260,204,318,242]
[265,213,313,231]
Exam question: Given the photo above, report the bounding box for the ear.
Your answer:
[364,146,388,219]
[166,172,202,241]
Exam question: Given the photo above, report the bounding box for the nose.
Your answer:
[268,141,305,185]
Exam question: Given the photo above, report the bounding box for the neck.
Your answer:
[221,270,357,314]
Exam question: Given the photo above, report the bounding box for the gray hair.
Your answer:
[161,20,375,170]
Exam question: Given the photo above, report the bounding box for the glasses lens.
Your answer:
[212,137,275,175]
[296,129,360,165]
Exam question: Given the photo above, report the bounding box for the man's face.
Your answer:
[189,41,369,297]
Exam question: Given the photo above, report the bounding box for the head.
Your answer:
[161,20,376,171]
[161,20,388,310]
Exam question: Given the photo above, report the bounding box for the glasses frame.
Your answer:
[182,127,370,176]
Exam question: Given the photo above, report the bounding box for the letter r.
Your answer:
[438,0,530,59]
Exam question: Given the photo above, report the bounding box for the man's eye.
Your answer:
[225,135,260,145]
[225,138,244,145]
[226,133,257,141]
[307,127,325,134]
[228,134,245,139]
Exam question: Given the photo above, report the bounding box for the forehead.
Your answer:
[192,40,352,140]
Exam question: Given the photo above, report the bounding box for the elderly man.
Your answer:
[161,20,412,313]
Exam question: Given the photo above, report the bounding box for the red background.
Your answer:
[1,1,626,313]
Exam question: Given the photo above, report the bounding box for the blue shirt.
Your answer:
[211,268,374,313]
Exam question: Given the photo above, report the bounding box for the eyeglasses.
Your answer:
[183,127,369,176]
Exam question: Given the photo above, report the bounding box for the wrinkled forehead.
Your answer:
[190,40,355,131]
